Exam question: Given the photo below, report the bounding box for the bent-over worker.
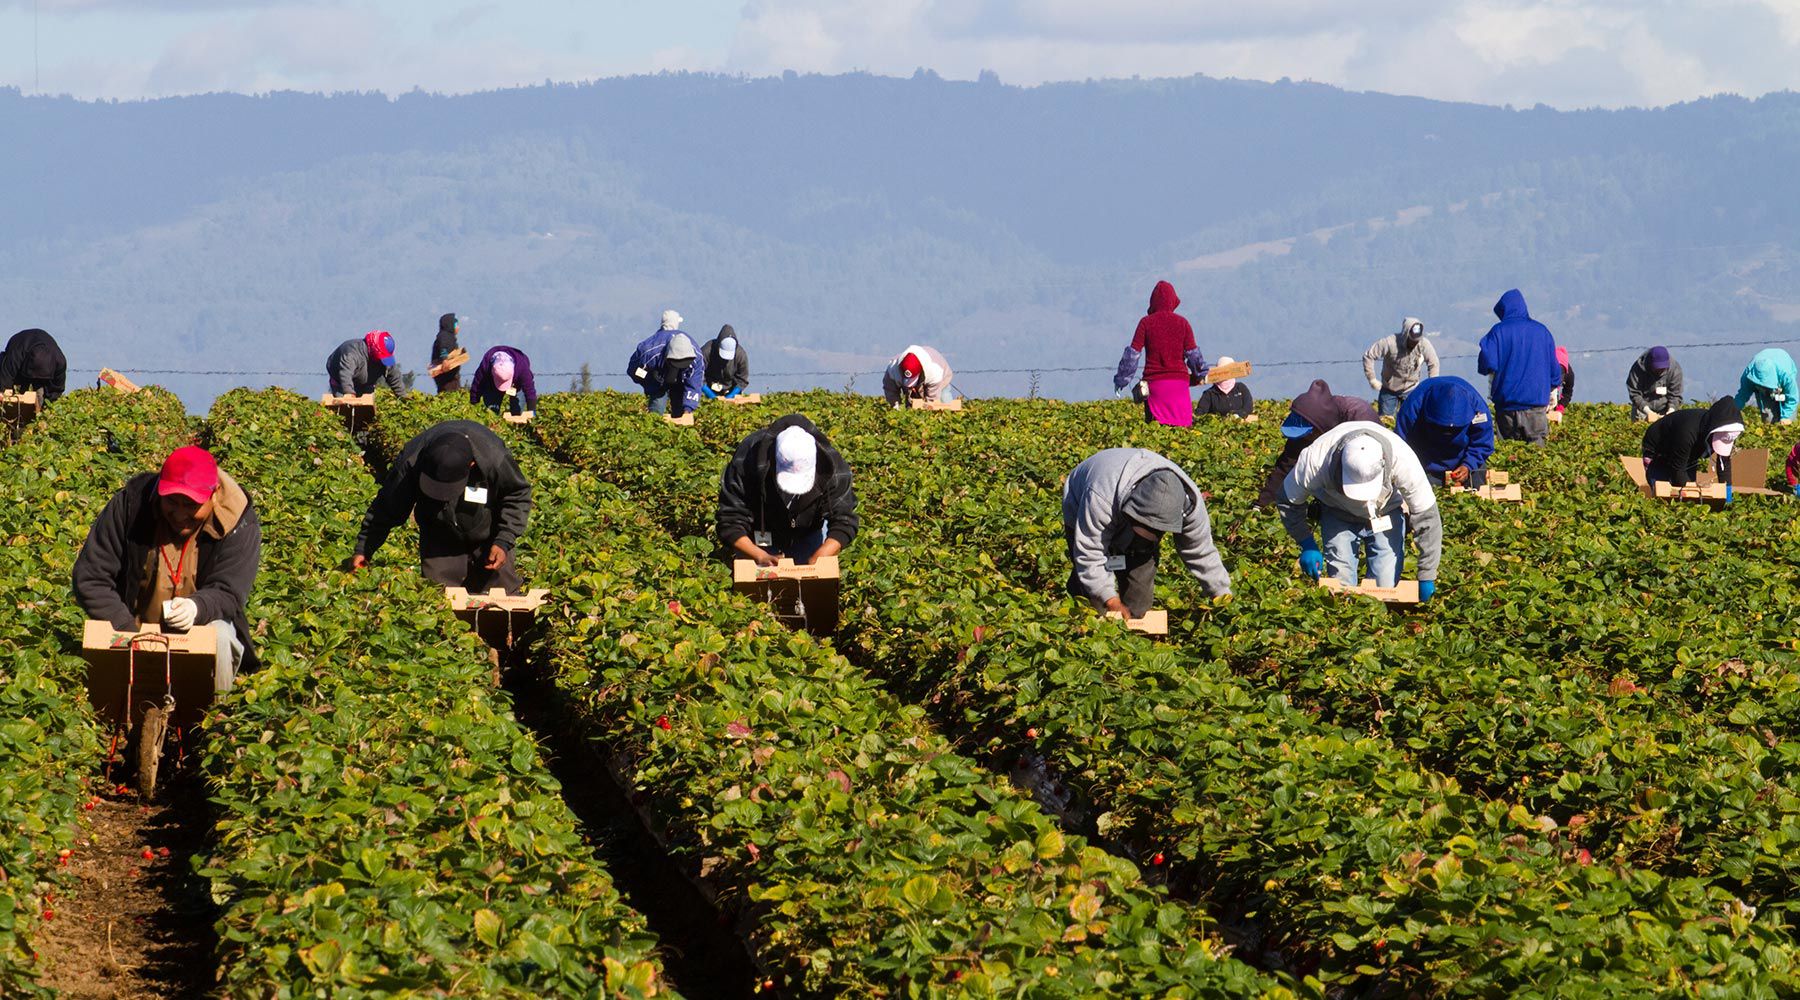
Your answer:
[1626,346,1682,421]
[717,414,858,565]
[1277,422,1441,600]
[883,345,954,407]
[1062,448,1231,618]
[1363,317,1439,416]
[0,328,67,403]
[1254,379,1378,508]
[352,420,532,594]
[469,346,537,416]
[72,446,261,689]
[1394,376,1494,489]
[1642,397,1744,490]
[701,326,750,399]
[1736,348,1798,424]
[628,311,705,416]
[327,330,409,398]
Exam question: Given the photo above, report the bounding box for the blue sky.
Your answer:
[2,0,1798,109]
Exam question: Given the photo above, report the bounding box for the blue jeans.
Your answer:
[645,393,668,414]
[1321,506,1406,587]
[774,524,828,562]
[702,385,743,399]
[1376,389,1406,417]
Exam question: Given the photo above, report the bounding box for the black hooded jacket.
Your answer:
[717,414,859,552]
[432,314,460,365]
[701,326,750,391]
[1642,397,1742,486]
[0,328,68,402]
[355,421,532,557]
[1254,380,1380,507]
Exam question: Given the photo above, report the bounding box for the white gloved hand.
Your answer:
[1368,381,1381,392]
[162,597,198,630]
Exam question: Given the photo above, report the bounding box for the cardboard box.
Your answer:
[1203,360,1253,385]
[1696,448,1785,496]
[97,368,140,393]
[1548,409,1564,424]
[446,587,550,651]
[81,621,219,729]
[1449,471,1523,502]
[719,393,763,405]
[1104,608,1169,635]
[1,389,41,427]
[665,411,696,426]
[427,347,470,378]
[1319,578,1422,604]
[910,398,964,411]
[733,557,840,635]
[322,392,376,433]
[1618,452,1779,501]
[503,410,535,424]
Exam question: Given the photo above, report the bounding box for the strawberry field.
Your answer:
[2,384,1797,997]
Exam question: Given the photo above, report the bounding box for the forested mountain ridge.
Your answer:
[3,72,1798,405]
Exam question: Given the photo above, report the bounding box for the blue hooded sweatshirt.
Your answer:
[1735,348,1798,422]
[1476,290,1562,412]
[1394,376,1495,474]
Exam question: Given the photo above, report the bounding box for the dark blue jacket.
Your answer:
[1476,290,1562,412]
[1394,376,1495,474]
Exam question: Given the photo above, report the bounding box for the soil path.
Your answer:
[32,778,216,1000]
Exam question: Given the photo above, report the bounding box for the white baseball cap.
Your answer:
[719,336,737,360]
[1340,437,1386,502]
[1711,423,1744,456]
[774,426,817,495]
[661,309,684,330]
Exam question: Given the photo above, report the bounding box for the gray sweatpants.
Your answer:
[1496,407,1549,446]
[207,618,245,694]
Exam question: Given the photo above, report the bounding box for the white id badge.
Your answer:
[1654,386,1667,396]
[464,486,489,504]
[1775,392,1788,402]
[1370,515,1394,532]
[633,367,648,379]
[753,531,773,547]
[1104,554,1128,572]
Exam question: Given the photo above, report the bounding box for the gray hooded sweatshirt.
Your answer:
[1363,318,1440,394]
[1061,448,1232,604]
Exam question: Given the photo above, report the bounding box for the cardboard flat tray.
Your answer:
[1320,578,1422,604]
[733,557,840,635]
[502,410,535,424]
[1450,482,1523,502]
[909,398,964,411]
[1548,409,1565,423]
[1618,452,1782,499]
[665,412,696,426]
[321,393,376,408]
[719,393,763,404]
[1104,609,1169,635]
[732,556,840,582]
[1203,360,1252,385]
[446,587,550,612]
[97,368,140,393]
[427,347,471,377]
[81,621,219,727]
[1,389,41,423]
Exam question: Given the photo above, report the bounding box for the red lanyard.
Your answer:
[160,535,194,592]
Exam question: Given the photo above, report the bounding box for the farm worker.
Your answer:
[1254,379,1378,508]
[1394,376,1495,489]
[701,325,750,399]
[0,328,67,403]
[469,346,537,416]
[717,414,859,566]
[1062,448,1231,619]
[1362,317,1439,416]
[72,446,261,689]
[883,345,955,406]
[1626,346,1683,421]
[1642,397,1744,489]
[1735,348,1798,424]
[627,311,704,416]
[1113,280,1207,426]
[351,420,532,594]
[1476,289,1561,445]
[430,313,464,393]
[1552,346,1575,413]
[1786,440,1800,497]
[1277,422,1441,600]
[327,330,409,398]
[1194,355,1254,419]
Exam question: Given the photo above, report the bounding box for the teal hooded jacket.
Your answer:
[1736,348,1798,422]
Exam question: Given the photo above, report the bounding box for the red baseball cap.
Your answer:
[363,330,397,367]
[899,352,923,386]
[158,446,219,504]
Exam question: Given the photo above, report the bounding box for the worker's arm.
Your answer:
[71,488,140,630]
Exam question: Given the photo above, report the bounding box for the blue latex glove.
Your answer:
[1297,540,1323,581]
[1725,484,1734,505]
[1792,484,1800,498]
[1418,580,1436,602]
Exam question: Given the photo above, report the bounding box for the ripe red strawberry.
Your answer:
[1577,848,1593,865]
[1025,727,1038,740]
[1151,852,1165,866]
[157,847,171,858]
[667,600,683,615]
[40,910,53,921]
[141,848,154,860]
[655,715,672,731]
